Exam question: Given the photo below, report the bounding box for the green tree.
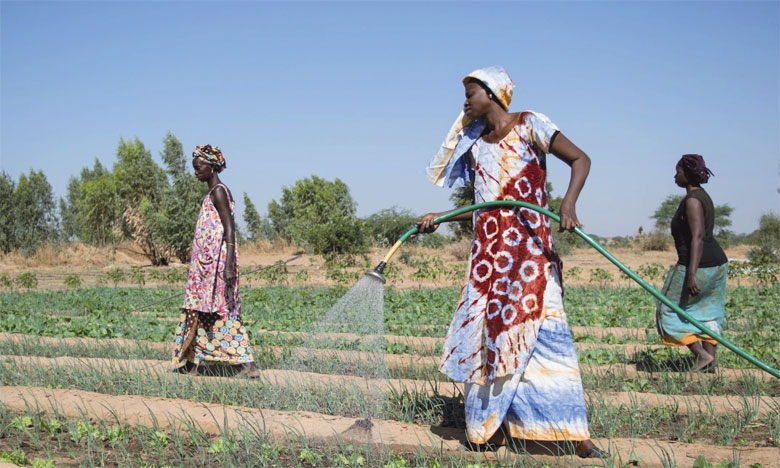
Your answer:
[150,132,205,263]
[243,192,263,242]
[267,175,368,255]
[13,170,58,254]
[364,207,419,247]
[652,194,733,234]
[0,171,17,253]
[113,137,171,264]
[746,212,780,261]
[60,159,119,245]
[448,182,474,238]
[546,182,584,255]
[76,171,120,245]
[651,195,683,230]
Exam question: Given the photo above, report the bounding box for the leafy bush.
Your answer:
[0,273,12,289]
[267,176,369,256]
[324,258,361,285]
[104,267,126,287]
[63,274,82,289]
[129,267,146,287]
[643,231,669,251]
[15,272,38,289]
[746,212,780,262]
[637,262,666,284]
[552,230,585,256]
[567,266,583,281]
[363,207,419,247]
[420,233,450,249]
[589,268,614,286]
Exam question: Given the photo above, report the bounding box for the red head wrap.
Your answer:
[678,154,713,184]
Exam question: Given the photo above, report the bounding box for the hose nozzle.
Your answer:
[364,261,387,284]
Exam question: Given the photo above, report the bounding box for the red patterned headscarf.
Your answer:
[678,154,713,184]
[192,144,226,173]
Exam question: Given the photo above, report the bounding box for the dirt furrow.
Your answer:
[3,355,778,417]
[1,385,776,467]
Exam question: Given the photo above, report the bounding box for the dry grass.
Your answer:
[0,242,149,271]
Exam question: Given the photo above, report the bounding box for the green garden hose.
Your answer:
[369,200,780,379]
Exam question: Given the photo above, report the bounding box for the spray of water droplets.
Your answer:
[284,274,387,420]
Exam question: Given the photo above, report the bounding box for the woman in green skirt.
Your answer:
[656,154,727,372]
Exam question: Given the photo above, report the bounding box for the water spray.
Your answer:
[365,200,780,379]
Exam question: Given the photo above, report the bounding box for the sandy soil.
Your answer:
[3,354,777,418]
[0,385,776,467]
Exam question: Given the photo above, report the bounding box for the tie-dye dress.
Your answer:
[439,111,590,443]
[171,183,255,369]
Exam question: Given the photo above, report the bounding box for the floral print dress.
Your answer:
[171,183,255,368]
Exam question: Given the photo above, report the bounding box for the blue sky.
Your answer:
[2,1,778,237]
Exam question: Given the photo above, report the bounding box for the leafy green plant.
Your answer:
[293,268,310,284]
[0,448,28,465]
[129,267,146,287]
[104,267,126,287]
[0,273,13,289]
[207,437,236,454]
[31,459,57,468]
[15,272,38,289]
[10,415,33,429]
[39,418,62,435]
[299,447,323,465]
[589,268,614,287]
[63,274,82,289]
[567,265,582,281]
[408,253,446,284]
[637,262,665,284]
[254,262,289,285]
[325,259,360,285]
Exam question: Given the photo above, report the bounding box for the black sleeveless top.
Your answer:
[670,189,727,268]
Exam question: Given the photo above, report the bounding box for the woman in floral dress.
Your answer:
[171,144,260,378]
[418,67,603,458]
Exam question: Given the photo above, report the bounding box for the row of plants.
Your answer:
[0,331,777,398]
[0,284,776,335]
[0,357,776,450]
[0,409,491,468]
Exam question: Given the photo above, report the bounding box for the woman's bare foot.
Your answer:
[687,341,715,371]
[235,362,261,378]
[187,363,199,376]
[702,342,717,370]
[485,430,506,447]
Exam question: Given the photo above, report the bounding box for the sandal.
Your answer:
[235,364,261,379]
[578,446,608,459]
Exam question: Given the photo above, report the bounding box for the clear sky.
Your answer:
[2,1,778,237]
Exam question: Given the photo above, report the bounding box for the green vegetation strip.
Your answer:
[0,333,776,397]
[3,355,778,419]
[1,356,778,448]
[0,286,777,369]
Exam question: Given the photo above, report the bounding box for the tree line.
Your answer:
[1,132,777,264]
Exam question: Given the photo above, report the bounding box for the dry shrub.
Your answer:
[447,238,472,261]
[123,205,173,266]
[240,237,299,256]
[643,232,670,251]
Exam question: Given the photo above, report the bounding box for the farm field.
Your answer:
[0,246,778,467]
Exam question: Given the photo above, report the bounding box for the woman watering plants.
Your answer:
[417,66,603,458]
[170,145,260,378]
[656,154,727,372]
